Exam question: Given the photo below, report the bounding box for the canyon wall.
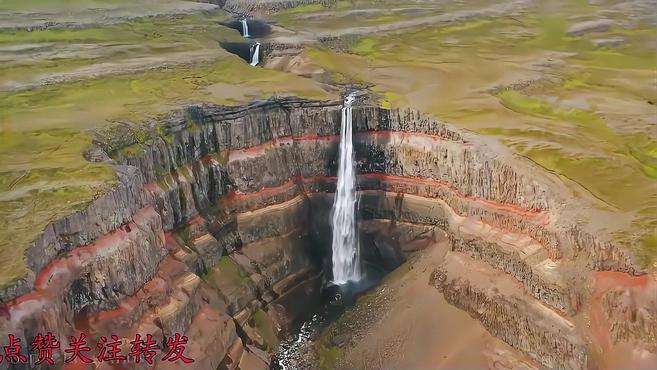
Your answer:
[1,97,654,369]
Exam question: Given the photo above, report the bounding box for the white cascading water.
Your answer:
[250,43,260,66]
[331,92,361,285]
[241,18,250,38]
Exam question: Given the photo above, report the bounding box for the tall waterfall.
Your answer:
[331,92,361,285]
[250,43,260,66]
[241,18,250,38]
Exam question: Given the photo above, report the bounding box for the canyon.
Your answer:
[1,96,654,369]
[1,0,655,369]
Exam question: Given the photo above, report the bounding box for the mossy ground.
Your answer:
[204,256,252,293]
[252,309,280,350]
[316,345,343,369]
[0,0,179,11]
[284,0,657,269]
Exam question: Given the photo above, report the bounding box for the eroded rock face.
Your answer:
[1,97,654,369]
[431,252,587,370]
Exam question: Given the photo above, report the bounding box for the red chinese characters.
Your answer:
[129,333,158,365]
[162,333,194,364]
[0,332,194,366]
[64,333,93,364]
[2,334,28,364]
[96,334,127,364]
[31,332,60,365]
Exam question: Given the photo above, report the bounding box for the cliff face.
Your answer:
[1,98,654,369]
[219,0,335,15]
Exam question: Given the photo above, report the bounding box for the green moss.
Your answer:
[1,25,129,45]
[209,151,229,166]
[0,0,151,11]
[0,11,234,92]
[435,18,493,35]
[365,13,411,26]
[0,13,228,48]
[334,1,353,9]
[317,345,343,370]
[204,256,254,298]
[628,140,657,179]
[0,129,116,290]
[379,99,391,109]
[274,3,328,28]
[118,143,144,158]
[563,74,591,90]
[305,47,368,84]
[635,233,657,270]
[525,15,575,50]
[575,44,657,70]
[273,1,363,29]
[496,90,618,142]
[351,37,378,56]
[162,134,175,145]
[176,226,193,247]
[160,174,177,192]
[181,166,195,182]
[275,3,326,15]
[517,8,656,71]
[252,309,279,350]
[374,88,404,109]
[2,55,329,133]
[218,256,249,280]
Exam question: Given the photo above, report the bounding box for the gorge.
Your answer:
[1,95,654,369]
[0,1,655,369]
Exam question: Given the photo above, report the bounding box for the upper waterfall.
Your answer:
[331,92,361,285]
[241,18,250,37]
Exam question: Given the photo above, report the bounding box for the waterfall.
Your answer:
[249,43,260,66]
[331,92,361,285]
[241,18,250,38]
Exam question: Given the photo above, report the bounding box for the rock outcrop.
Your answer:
[1,97,654,369]
[218,0,335,15]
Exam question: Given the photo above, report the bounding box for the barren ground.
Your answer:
[316,239,538,370]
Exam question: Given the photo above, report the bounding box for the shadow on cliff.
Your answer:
[222,19,272,38]
[220,41,260,63]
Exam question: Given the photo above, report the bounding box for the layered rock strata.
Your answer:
[1,97,654,369]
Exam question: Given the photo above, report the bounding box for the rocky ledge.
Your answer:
[0,97,654,369]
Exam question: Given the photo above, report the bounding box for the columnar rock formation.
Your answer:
[0,97,654,369]
[218,0,336,14]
